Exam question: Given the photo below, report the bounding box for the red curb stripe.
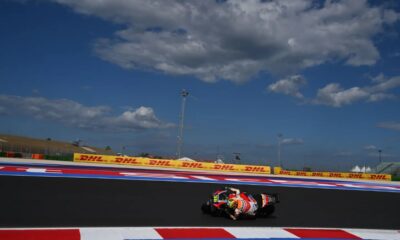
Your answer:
[0,229,80,240]
[155,228,235,239]
[285,228,362,239]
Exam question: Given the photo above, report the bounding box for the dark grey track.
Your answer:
[0,176,399,229]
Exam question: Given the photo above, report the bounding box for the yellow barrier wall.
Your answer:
[273,167,391,181]
[74,153,271,174]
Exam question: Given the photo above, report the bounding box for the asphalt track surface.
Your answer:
[1,175,399,229]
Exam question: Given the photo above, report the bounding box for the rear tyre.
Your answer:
[258,205,275,217]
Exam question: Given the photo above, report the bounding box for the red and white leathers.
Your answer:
[227,188,258,217]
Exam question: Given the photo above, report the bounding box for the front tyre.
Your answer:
[201,201,211,214]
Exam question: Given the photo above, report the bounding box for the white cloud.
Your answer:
[50,0,399,83]
[364,145,377,151]
[313,74,400,107]
[377,121,400,131]
[367,93,395,102]
[313,83,369,107]
[281,138,304,145]
[367,75,400,92]
[266,73,399,107]
[0,95,173,130]
[109,106,173,130]
[371,73,386,83]
[268,75,306,98]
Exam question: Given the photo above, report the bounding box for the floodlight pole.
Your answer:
[378,149,382,164]
[364,158,367,173]
[277,133,283,168]
[177,89,189,159]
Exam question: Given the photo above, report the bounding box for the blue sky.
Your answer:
[1,0,400,171]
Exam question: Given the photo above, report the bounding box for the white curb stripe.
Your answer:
[345,229,400,240]
[80,227,163,240]
[191,175,216,181]
[225,227,300,239]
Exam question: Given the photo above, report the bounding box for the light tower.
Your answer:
[277,133,283,168]
[177,89,189,158]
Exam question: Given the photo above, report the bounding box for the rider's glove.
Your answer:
[234,208,241,215]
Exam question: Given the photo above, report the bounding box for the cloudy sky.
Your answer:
[1,0,400,170]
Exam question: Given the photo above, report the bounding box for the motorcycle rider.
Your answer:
[225,187,258,220]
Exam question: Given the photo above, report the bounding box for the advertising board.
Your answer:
[273,167,391,181]
[74,153,271,174]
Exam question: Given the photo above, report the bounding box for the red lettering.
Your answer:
[213,164,234,170]
[80,155,103,162]
[349,173,363,179]
[312,172,323,177]
[329,173,342,178]
[371,174,385,180]
[149,160,172,166]
[181,162,203,168]
[245,166,267,172]
[296,171,307,176]
[115,157,140,164]
[280,170,291,175]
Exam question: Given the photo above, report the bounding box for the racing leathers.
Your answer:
[225,187,258,220]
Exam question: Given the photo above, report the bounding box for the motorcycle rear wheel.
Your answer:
[258,205,275,217]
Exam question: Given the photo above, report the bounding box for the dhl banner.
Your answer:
[74,153,271,174]
[274,167,391,181]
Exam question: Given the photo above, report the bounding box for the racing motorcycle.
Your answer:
[201,187,279,219]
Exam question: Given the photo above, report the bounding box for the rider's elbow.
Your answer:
[229,187,240,194]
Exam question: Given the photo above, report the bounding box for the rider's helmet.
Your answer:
[228,193,236,198]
